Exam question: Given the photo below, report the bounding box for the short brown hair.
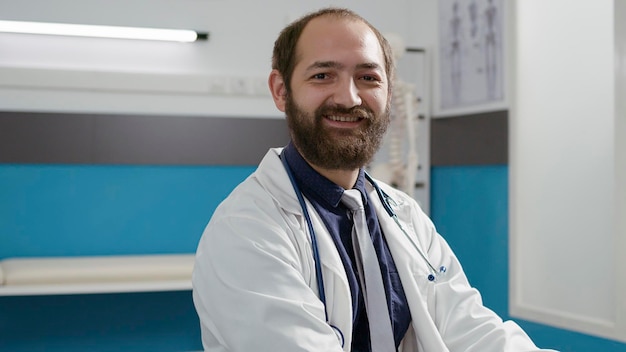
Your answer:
[271,7,395,94]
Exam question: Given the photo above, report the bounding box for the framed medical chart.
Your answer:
[434,0,507,117]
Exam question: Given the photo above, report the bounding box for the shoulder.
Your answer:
[202,147,304,244]
[210,157,285,227]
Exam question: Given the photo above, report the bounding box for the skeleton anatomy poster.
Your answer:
[437,0,505,115]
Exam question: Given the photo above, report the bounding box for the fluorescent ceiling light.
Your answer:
[0,20,208,42]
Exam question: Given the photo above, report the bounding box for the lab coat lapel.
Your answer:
[256,148,304,215]
[258,148,353,350]
[259,148,350,293]
[367,187,423,275]
[367,185,449,352]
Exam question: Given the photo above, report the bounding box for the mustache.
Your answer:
[316,104,374,120]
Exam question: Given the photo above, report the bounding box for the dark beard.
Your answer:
[285,93,390,170]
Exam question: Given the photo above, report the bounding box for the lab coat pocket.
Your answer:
[414,271,453,326]
[417,274,437,319]
[404,272,451,352]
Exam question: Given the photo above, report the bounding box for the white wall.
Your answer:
[0,0,436,210]
[510,0,625,342]
[615,0,626,339]
[0,0,433,118]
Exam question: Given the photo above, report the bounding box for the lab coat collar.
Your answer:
[255,147,302,214]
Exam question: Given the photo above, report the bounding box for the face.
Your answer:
[272,16,391,170]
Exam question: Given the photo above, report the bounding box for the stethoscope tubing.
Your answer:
[280,154,329,321]
[280,151,446,335]
[365,172,443,279]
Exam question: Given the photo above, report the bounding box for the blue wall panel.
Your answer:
[430,165,626,352]
[0,291,201,352]
[0,164,255,258]
[430,165,509,315]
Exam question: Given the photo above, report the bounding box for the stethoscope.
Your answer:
[280,153,446,345]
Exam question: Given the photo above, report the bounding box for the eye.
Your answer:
[359,74,383,84]
[311,73,329,80]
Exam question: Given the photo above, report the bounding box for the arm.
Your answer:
[411,204,555,351]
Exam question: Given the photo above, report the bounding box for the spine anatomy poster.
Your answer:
[438,0,505,113]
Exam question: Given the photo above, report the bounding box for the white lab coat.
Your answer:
[192,148,555,352]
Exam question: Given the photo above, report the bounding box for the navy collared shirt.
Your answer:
[282,142,411,351]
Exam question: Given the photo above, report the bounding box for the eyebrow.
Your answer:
[305,61,383,73]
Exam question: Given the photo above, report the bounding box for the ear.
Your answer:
[268,69,287,112]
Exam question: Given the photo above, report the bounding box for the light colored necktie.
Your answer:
[341,189,396,352]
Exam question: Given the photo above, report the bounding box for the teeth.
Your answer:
[328,115,361,122]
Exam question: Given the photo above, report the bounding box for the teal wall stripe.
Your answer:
[430,165,509,315]
[0,291,202,352]
[0,164,255,258]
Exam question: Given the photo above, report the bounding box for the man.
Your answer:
[193,7,554,352]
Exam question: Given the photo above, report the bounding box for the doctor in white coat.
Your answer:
[192,7,556,352]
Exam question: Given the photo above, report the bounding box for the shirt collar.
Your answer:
[282,142,368,208]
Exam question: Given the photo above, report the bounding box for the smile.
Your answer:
[326,115,363,122]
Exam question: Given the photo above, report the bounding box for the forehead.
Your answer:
[295,16,385,70]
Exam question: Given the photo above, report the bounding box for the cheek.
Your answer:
[366,90,389,113]
[293,89,328,112]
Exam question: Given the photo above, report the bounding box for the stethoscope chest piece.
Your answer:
[428,265,448,282]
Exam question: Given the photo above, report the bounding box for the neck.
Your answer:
[307,162,360,190]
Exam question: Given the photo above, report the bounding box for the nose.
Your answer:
[331,77,362,108]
